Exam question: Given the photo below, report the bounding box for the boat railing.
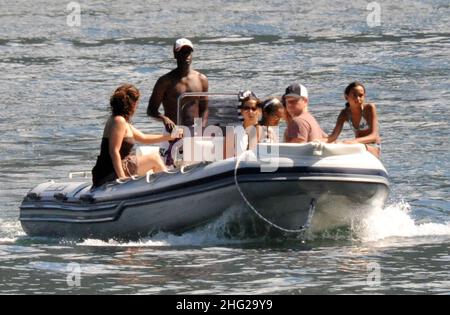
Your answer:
[69,171,91,179]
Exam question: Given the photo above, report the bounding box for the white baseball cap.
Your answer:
[173,38,194,52]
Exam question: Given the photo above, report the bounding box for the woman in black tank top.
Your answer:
[92,84,182,188]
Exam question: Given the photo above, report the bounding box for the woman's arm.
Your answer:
[349,103,380,144]
[130,125,181,144]
[327,110,346,143]
[108,116,128,179]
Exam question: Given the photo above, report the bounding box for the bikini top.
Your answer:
[347,108,369,133]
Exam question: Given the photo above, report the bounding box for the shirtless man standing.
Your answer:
[147,38,209,165]
[147,38,209,132]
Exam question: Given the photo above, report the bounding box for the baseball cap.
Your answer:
[174,38,194,52]
[283,83,308,99]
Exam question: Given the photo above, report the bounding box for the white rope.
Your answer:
[234,150,316,233]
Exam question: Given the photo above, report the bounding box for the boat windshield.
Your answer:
[177,92,242,127]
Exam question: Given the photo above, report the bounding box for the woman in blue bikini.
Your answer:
[327,82,381,158]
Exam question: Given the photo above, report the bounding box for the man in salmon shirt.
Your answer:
[283,83,328,143]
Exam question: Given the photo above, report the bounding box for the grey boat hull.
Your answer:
[20,144,390,240]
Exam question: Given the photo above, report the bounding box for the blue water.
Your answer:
[0,0,449,294]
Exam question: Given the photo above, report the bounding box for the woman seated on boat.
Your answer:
[237,90,263,151]
[92,84,181,188]
[327,82,381,158]
[260,97,285,143]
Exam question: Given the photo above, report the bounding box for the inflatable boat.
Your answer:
[20,142,389,240]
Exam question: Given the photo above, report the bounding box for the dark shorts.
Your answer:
[122,155,138,177]
[92,155,139,188]
[161,139,183,167]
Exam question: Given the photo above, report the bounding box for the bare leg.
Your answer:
[136,153,167,176]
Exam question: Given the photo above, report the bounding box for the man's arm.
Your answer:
[147,77,165,119]
[147,77,176,131]
[198,73,209,127]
